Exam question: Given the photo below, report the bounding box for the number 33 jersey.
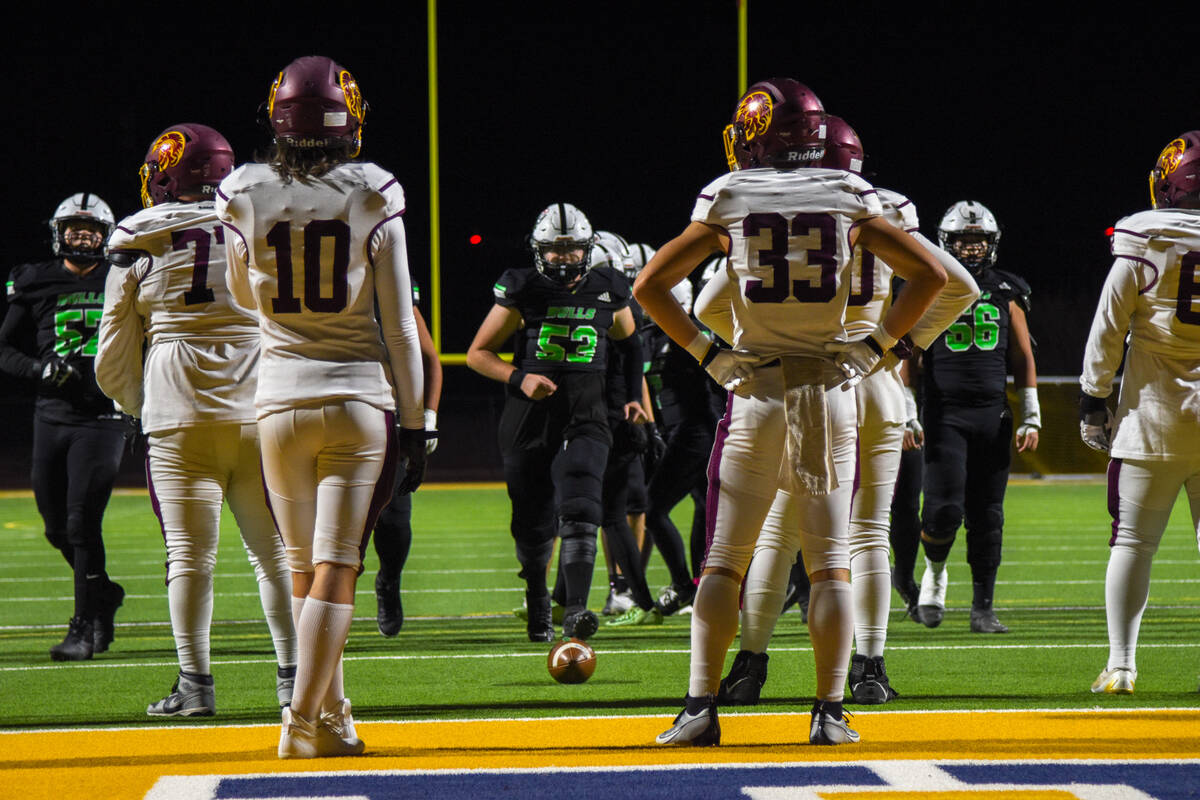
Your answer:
[1081,207,1200,460]
[691,167,883,360]
[494,265,630,374]
[98,201,258,433]
[215,162,423,428]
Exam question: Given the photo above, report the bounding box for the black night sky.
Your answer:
[7,1,1197,378]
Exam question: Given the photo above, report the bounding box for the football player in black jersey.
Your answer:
[902,201,1041,633]
[0,194,128,660]
[467,203,644,643]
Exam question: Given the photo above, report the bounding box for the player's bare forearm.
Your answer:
[634,221,726,349]
[1008,303,1038,389]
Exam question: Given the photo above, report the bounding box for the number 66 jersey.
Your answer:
[692,167,883,360]
[1081,207,1200,460]
[215,162,423,429]
[97,201,258,433]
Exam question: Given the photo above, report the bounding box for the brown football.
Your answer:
[547,637,596,684]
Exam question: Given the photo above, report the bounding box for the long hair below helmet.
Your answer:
[266,55,366,176]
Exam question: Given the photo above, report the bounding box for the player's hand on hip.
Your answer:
[702,346,756,390]
[825,335,885,389]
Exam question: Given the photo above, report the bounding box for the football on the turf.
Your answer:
[547,638,596,684]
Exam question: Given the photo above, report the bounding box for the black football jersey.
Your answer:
[922,267,1032,406]
[0,259,122,424]
[493,265,630,375]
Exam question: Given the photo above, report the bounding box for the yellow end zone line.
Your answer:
[3,709,1199,800]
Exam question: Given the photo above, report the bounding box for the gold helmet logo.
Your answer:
[736,91,774,142]
[267,70,283,117]
[1150,137,1188,208]
[138,130,188,208]
[338,69,364,157]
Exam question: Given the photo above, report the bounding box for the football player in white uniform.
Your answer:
[97,124,298,717]
[697,116,980,707]
[217,56,425,758]
[1080,131,1200,695]
[634,80,947,746]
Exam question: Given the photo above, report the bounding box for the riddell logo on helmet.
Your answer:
[785,150,824,162]
[736,91,773,142]
[1158,138,1187,176]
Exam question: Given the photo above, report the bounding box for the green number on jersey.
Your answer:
[943,301,1001,352]
[54,308,102,356]
[536,322,599,364]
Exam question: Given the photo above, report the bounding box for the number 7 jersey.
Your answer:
[215,162,423,427]
[99,201,259,432]
[691,166,883,360]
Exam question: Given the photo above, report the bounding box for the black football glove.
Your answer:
[38,355,80,389]
[395,426,428,494]
[1079,391,1114,453]
[644,422,667,476]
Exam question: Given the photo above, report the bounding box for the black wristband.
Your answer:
[863,335,885,357]
[1078,391,1107,420]
[890,334,914,360]
[699,343,719,368]
[507,370,527,388]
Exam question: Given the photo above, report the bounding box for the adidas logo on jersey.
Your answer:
[598,292,612,302]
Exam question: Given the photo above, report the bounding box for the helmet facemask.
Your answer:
[530,202,595,286]
[945,233,996,274]
[49,193,114,264]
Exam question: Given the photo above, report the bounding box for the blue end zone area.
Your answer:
[204,761,1200,799]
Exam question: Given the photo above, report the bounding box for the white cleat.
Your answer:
[655,695,720,746]
[278,704,365,758]
[320,697,364,752]
[809,702,860,745]
[1091,666,1136,695]
[916,558,947,628]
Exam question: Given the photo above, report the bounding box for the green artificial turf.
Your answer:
[1,481,1197,729]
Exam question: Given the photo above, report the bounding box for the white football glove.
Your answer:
[902,385,924,448]
[1078,392,1113,453]
[825,331,892,388]
[686,331,756,390]
[424,408,439,455]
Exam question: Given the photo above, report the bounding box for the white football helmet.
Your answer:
[50,193,114,262]
[593,230,630,270]
[938,200,1000,273]
[530,202,595,284]
[620,242,656,280]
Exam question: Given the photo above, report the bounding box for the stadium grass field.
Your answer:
[1,480,1198,798]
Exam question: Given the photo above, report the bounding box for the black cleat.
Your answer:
[562,608,599,641]
[656,583,696,616]
[375,572,403,637]
[970,608,1009,633]
[848,654,899,705]
[526,593,555,642]
[50,616,94,662]
[718,650,769,705]
[93,581,124,653]
[891,569,921,623]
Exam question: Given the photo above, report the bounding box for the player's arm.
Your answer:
[371,215,425,431]
[899,356,923,450]
[634,221,754,388]
[0,298,38,380]
[693,266,735,344]
[1008,302,1040,452]
[901,232,981,350]
[609,306,647,422]
[1078,258,1138,452]
[95,251,148,416]
[852,218,947,343]
[467,304,556,400]
[413,307,443,453]
[215,194,258,315]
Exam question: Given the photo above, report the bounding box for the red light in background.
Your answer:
[469,234,483,245]
[1105,227,1114,238]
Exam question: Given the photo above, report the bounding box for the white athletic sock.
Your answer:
[688,573,742,698]
[1105,543,1152,671]
[850,547,891,658]
[169,574,214,675]
[808,579,853,702]
[738,549,792,654]
[291,598,354,722]
[253,561,296,669]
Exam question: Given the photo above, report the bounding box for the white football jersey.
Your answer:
[843,187,919,340]
[692,167,883,359]
[216,162,423,427]
[97,202,259,433]
[1081,207,1200,460]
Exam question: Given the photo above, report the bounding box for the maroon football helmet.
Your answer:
[267,55,366,157]
[819,115,864,174]
[139,124,235,208]
[723,78,826,171]
[1149,131,1200,209]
